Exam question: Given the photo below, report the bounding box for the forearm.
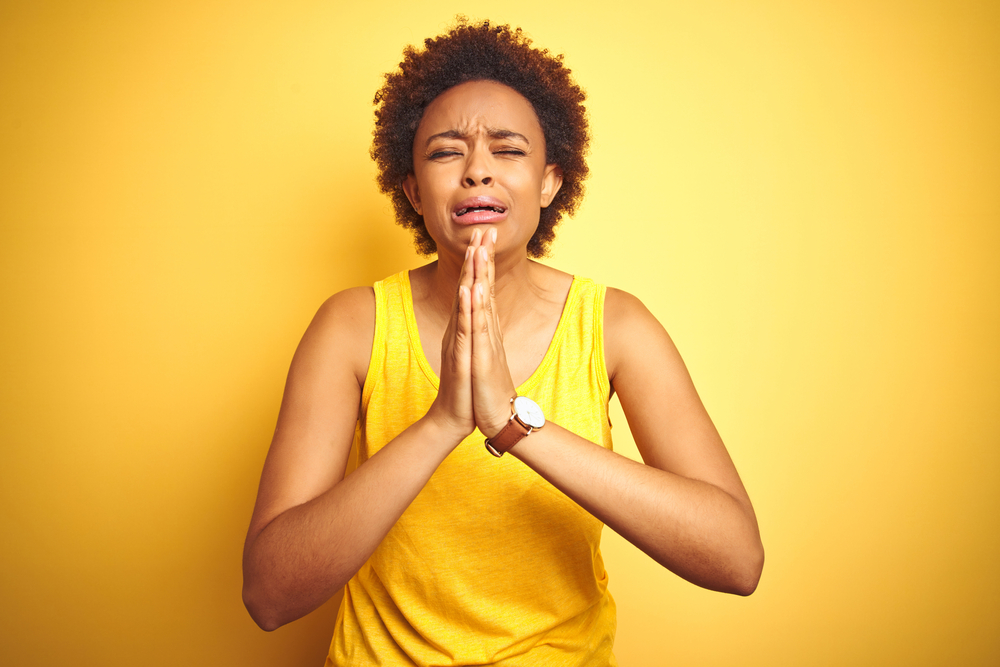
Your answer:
[509,422,764,595]
[242,416,462,630]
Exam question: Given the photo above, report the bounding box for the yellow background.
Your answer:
[2,1,997,665]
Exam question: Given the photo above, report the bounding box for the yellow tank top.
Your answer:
[327,271,617,666]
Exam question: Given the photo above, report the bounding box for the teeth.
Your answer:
[457,205,505,216]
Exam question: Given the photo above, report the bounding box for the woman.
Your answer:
[243,19,763,666]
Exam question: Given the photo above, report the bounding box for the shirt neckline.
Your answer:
[400,270,580,396]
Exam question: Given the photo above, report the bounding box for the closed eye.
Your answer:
[427,150,463,160]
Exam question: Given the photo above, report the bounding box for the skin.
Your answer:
[242,80,764,632]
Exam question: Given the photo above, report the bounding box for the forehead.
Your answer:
[416,80,544,140]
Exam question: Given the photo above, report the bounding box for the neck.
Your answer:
[423,244,538,329]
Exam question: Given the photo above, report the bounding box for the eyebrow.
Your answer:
[424,128,530,147]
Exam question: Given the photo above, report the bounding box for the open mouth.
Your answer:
[456,205,506,216]
[452,197,508,224]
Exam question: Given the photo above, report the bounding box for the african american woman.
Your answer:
[242,19,764,667]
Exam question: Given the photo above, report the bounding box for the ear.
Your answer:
[401,174,422,215]
[540,164,564,208]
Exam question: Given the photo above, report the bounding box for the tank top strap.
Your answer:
[579,277,610,406]
[528,276,611,407]
[361,271,434,416]
[360,277,388,413]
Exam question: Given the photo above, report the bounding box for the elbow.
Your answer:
[242,581,284,632]
[731,540,764,596]
[242,555,346,631]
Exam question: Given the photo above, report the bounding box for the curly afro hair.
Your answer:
[371,18,590,258]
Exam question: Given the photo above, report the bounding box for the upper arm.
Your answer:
[245,286,376,546]
[604,288,754,511]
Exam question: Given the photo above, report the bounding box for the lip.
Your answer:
[451,196,508,225]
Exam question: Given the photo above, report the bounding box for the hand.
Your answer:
[470,228,518,438]
[425,229,478,441]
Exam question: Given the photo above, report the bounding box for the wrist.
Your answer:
[421,407,473,448]
[482,406,514,441]
[483,396,545,457]
[478,388,521,439]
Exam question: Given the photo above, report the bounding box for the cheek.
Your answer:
[413,171,449,209]
[508,167,547,204]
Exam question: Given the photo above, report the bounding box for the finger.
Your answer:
[448,232,478,325]
[470,283,491,393]
[444,251,468,341]
[466,227,485,282]
[445,240,475,355]
[445,285,473,385]
[471,281,490,342]
[459,241,475,291]
[455,284,472,367]
[471,281,503,374]
[474,245,502,342]
[434,282,474,435]
[484,229,501,339]
[474,245,493,321]
[486,227,496,298]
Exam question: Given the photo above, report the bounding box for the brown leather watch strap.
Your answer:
[484,416,530,457]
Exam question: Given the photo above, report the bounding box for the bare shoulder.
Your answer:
[313,285,375,330]
[298,286,376,388]
[604,286,654,322]
[603,287,684,386]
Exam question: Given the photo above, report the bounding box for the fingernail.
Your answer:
[477,283,484,295]
[465,246,471,260]
[491,228,497,243]
[480,247,488,261]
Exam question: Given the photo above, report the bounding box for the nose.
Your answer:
[463,147,493,186]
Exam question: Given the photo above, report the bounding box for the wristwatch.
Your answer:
[484,396,545,457]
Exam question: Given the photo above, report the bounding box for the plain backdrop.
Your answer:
[1,1,998,665]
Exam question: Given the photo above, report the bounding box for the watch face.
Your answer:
[513,396,545,429]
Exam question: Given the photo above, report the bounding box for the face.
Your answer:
[402,80,563,256]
